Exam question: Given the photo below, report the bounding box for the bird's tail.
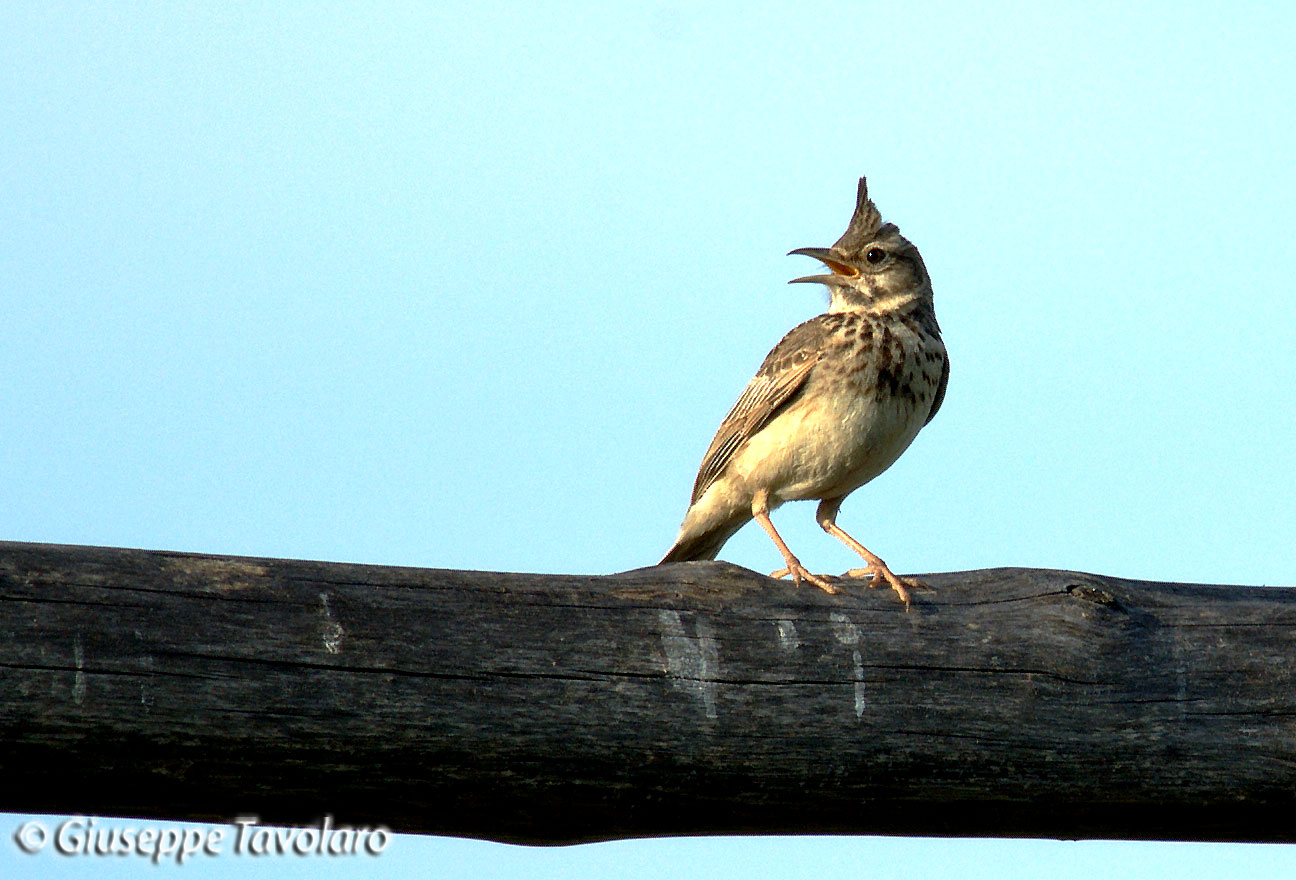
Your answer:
[659,518,746,565]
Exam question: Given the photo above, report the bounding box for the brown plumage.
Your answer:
[660,176,948,605]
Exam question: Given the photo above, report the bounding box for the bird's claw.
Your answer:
[843,565,930,608]
[770,562,839,594]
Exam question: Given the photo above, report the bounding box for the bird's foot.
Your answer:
[843,562,929,608]
[770,561,839,594]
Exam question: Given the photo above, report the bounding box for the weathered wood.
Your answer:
[1,540,1295,844]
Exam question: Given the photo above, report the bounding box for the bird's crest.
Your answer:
[830,176,884,255]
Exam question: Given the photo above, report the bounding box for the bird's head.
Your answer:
[789,176,930,313]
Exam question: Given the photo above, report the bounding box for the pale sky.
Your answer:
[3,2,1295,878]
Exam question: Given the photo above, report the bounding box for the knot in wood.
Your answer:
[1065,583,1122,610]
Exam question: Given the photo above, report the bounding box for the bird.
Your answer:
[659,176,948,606]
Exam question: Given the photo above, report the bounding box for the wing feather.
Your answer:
[689,318,831,502]
[925,349,950,425]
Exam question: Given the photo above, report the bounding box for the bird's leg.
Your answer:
[815,497,925,607]
[752,490,838,594]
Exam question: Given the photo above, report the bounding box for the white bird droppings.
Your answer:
[829,612,860,646]
[319,593,344,654]
[772,611,800,652]
[72,633,86,705]
[659,609,719,719]
[830,612,867,718]
[850,649,866,718]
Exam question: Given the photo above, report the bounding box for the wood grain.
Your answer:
[2,540,1295,844]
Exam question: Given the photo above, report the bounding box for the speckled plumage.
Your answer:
[660,177,948,604]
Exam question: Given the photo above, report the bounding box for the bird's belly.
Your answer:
[731,386,928,503]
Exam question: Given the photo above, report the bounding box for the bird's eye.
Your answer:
[865,247,887,264]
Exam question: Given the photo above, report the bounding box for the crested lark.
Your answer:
[660,176,948,605]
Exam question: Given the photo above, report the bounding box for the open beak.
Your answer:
[787,247,859,285]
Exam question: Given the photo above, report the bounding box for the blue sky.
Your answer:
[3,2,1295,878]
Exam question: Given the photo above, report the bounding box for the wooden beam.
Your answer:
[2,540,1295,844]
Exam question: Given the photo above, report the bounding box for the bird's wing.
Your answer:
[689,317,831,502]
[925,348,950,425]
